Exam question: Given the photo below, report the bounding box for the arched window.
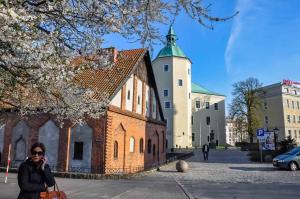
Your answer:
[139,138,144,153]
[147,139,152,154]
[129,137,135,152]
[114,141,118,159]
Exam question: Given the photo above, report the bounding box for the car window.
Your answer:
[286,148,300,155]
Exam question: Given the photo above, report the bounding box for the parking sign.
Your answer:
[257,129,264,137]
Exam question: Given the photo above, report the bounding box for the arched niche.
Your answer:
[69,124,92,172]
[38,120,59,169]
[12,121,29,166]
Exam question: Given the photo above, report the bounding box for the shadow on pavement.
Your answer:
[229,166,276,172]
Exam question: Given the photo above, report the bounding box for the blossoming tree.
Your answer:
[0,0,237,123]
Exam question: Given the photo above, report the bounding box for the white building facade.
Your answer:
[153,27,192,149]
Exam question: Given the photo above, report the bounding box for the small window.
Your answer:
[294,90,297,95]
[288,130,291,137]
[297,101,300,109]
[287,115,291,123]
[298,116,300,123]
[165,101,170,109]
[73,142,83,160]
[195,101,200,108]
[127,90,130,100]
[294,130,297,138]
[191,116,193,125]
[114,141,118,159]
[265,116,268,124]
[264,102,268,109]
[148,139,152,153]
[287,99,289,108]
[178,79,183,86]
[206,117,210,125]
[293,115,296,123]
[292,101,295,109]
[164,65,169,72]
[189,92,190,99]
[206,102,210,109]
[129,137,135,152]
[138,96,140,105]
[192,133,195,141]
[214,103,218,110]
[139,138,144,153]
[163,89,168,97]
[188,68,190,75]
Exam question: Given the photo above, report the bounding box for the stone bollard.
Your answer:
[176,160,189,172]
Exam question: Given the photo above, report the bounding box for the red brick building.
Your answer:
[0,48,166,174]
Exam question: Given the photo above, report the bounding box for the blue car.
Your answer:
[273,147,300,171]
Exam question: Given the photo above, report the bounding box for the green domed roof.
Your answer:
[156,26,187,59]
[157,45,186,58]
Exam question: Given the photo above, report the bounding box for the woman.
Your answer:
[18,142,55,199]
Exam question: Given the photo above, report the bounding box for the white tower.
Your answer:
[153,26,192,149]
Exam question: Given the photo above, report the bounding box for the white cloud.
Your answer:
[224,0,256,73]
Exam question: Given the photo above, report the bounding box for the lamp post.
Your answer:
[273,127,279,152]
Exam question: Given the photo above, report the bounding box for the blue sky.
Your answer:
[104,0,300,114]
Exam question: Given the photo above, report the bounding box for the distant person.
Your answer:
[202,143,210,161]
[17,142,55,199]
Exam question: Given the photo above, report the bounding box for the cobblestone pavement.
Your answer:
[1,148,300,199]
[147,148,300,199]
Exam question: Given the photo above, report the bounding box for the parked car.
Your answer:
[273,147,300,171]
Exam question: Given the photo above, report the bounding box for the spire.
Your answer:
[166,26,177,46]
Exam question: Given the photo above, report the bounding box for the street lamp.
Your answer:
[273,127,279,151]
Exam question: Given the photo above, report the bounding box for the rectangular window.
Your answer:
[292,101,295,109]
[163,89,168,97]
[191,116,193,125]
[206,102,210,109]
[297,101,300,109]
[196,101,200,108]
[287,99,289,108]
[293,115,296,123]
[165,101,170,109]
[265,116,269,124]
[192,133,195,141]
[214,103,218,110]
[206,117,210,125]
[288,130,291,137]
[189,92,190,99]
[188,68,190,75]
[164,65,169,72]
[294,130,297,138]
[294,90,297,95]
[264,102,268,109]
[298,116,300,123]
[287,115,291,123]
[138,96,140,105]
[73,142,83,160]
[178,79,183,86]
[127,90,130,100]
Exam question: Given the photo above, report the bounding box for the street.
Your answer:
[1,148,300,199]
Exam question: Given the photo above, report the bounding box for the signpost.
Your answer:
[257,129,265,162]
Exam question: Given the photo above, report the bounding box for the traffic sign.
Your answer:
[256,128,264,137]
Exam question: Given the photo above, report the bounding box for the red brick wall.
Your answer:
[105,107,166,174]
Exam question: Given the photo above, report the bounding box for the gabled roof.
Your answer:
[75,48,146,100]
[75,48,165,121]
[191,82,225,96]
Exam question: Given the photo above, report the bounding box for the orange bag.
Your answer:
[40,181,67,199]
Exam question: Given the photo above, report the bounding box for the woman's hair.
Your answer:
[30,142,46,154]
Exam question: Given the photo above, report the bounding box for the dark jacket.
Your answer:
[202,144,209,153]
[17,158,55,199]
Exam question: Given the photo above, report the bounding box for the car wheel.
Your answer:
[289,162,298,171]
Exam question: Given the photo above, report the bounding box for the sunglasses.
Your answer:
[32,151,44,156]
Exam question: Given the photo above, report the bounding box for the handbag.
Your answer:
[40,181,67,199]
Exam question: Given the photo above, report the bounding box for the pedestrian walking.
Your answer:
[202,143,209,161]
[17,142,55,199]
